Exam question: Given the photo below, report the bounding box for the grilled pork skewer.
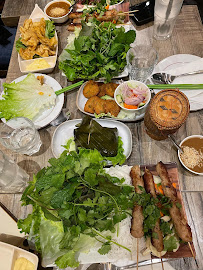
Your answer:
[130,165,144,238]
[156,162,192,242]
[143,168,164,252]
[67,23,82,31]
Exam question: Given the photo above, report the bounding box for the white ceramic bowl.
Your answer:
[114,80,151,112]
[178,135,203,175]
[44,0,72,23]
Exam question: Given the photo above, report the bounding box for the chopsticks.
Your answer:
[147,84,203,89]
[55,80,84,96]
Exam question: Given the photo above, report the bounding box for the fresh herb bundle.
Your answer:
[18,149,134,268]
[59,21,136,82]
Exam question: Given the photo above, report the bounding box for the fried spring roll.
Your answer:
[156,162,192,242]
[130,165,144,238]
[156,161,177,202]
[143,169,164,252]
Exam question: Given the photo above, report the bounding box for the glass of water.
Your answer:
[153,0,184,40]
[126,45,158,82]
[0,150,29,193]
[0,117,42,155]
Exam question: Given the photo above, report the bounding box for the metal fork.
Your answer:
[151,70,203,84]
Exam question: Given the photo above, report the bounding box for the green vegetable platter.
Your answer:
[17,4,58,73]
[59,21,136,82]
[0,74,64,129]
[51,117,132,165]
[17,154,192,268]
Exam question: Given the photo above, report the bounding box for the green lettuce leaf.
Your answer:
[105,136,126,165]
[16,37,27,52]
[45,20,56,39]
[0,73,56,121]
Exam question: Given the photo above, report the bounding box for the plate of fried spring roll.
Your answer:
[130,162,195,259]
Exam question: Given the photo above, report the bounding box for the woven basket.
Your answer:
[144,89,190,141]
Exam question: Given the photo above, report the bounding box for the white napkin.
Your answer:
[153,58,203,111]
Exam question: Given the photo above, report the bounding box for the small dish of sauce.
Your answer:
[178,135,203,175]
[45,0,72,23]
[46,1,70,18]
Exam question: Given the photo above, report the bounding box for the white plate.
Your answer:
[0,241,38,270]
[153,54,201,72]
[18,4,58,74]
[76,82,148,122]
[1,74,64,129]
[152,54,203,111]
[51,119,132,160]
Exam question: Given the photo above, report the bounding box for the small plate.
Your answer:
[51,119,132,159]
[76,82,148,122]
[0,241,38,270]
[151,54,203,111]
[0,74,64,129]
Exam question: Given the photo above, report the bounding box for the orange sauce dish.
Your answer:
[46,1,70,18]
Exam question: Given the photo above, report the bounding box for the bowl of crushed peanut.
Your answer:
[178,135,203,175]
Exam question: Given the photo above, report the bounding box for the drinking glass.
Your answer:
[0,150,29,193]
[153,0,184,40]
[0,117,42,156]
[126,45,158,82]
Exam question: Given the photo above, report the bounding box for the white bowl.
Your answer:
[178,135,203,175]
[44,0,72,23]
[114,80,151,112]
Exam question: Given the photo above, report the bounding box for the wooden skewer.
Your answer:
[123,10,139,14]
[118,13,134,16]
[188,242,199,268]
[160,255,165,270]
[137,238,139,270]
